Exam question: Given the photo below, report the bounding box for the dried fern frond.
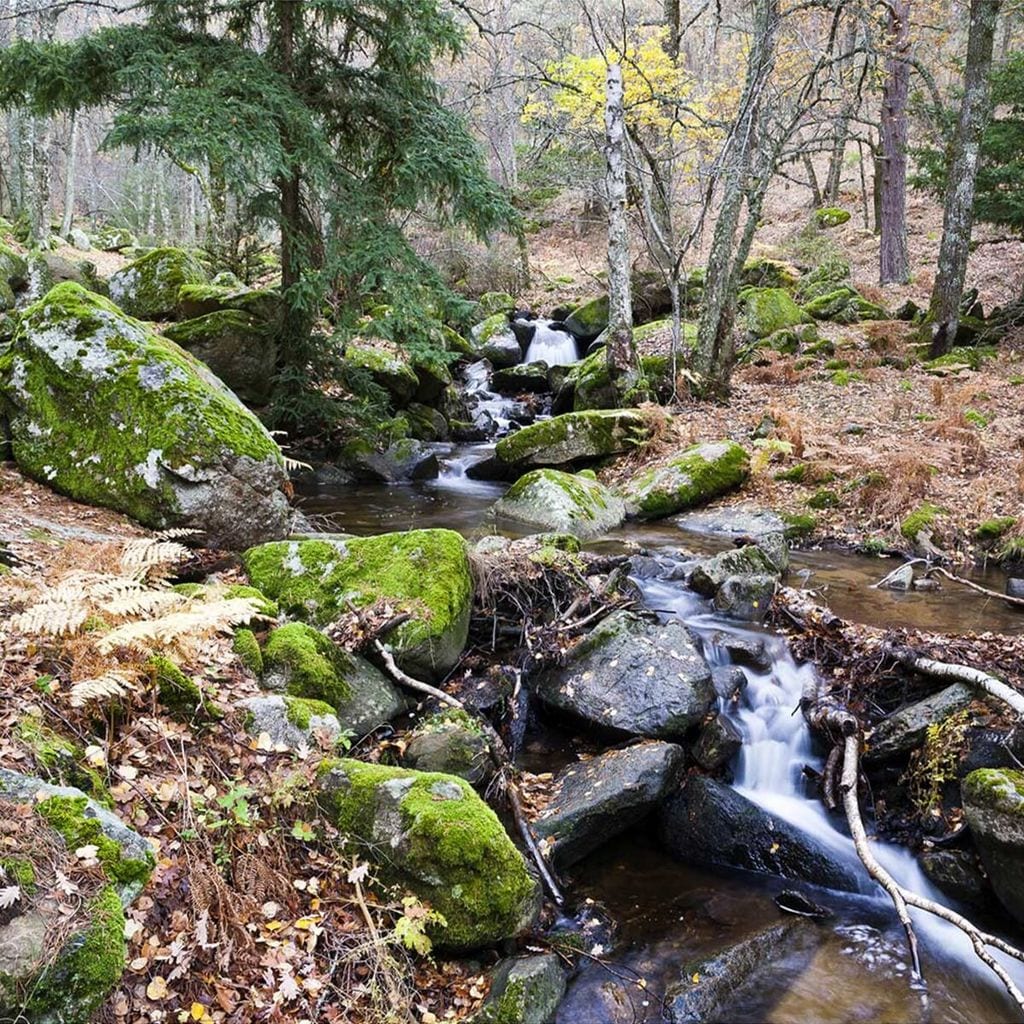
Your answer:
[120,538,192,577]
[9,600,91,636]
[53,571,148,602]
[283,455,313,473]
[99,589,188,618]
[69,669,138,707]
[97,597,265,653]
[153,527,203,542]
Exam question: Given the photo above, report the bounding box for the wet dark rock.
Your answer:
[962,768,1024,926]
[405,402,449,443]
[1007,578,1024,605]
[533,741,685,868]
[534,611,715,741]
[958,725,1024,779]
[708,632,772,672]
[713,573,777,622]
[403,715,492,784]
[475,953,567,1024]
[465,454,512,481]
[492,362,551,394]
[658,775,863,892]
[346,439,439,483]
[628,554,665,579]
[692,715,743,772]
[919,848,991,907]
[689,534,788,599]
[864,684,975,763]
[774,889,833,919]
[666,920,815,1023]
[712,665,748,701]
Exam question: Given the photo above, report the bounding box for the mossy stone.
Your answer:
[262,623,354,709]
[494,409,650,469]
[244,530,472,680]
[493,468,626,539]
[175,282,282,324]
[900,502,942,540]
[618,440,749,520]
[0,240,29,291]
[740,257,801,290]
[108,246,209,320]
[316,759,540,950]
[963,769,1024,926]
[147,655,221,722]
[233,628,263,675]
[739,287,812,339]
[345,337,420,406]
[478,291,516,316]
[815,207,851,228]
[795,258,851,303]
[0,283,291,549]
[564,295,610,340]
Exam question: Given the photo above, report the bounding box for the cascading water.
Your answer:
[519,318,580,366]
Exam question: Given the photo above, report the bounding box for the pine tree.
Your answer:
[0,1,514,427]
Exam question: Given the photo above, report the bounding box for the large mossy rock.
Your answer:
[493,468,626,539]
[261,622,408,736]
[658,775,862,892]
[534,610,714,740]
[564,294,610,341]
[533,741,684,868]
[316,759,540,950]
[739,287,813,339]
[566,346,678,411]
[1,240,28,309]
[243,530,473,680]
[470,313,522,368]
[175,282,282,324]
[802,285,888,323]
[108,246,209,320]
[962,769,1024,925]
[0,283,291,548]
[0,770,154,1024]
[164,310,277,404]
[494,410,649,470]
[344,337,420,407]
[795,258,851,302]
[740,257,801,290]
[864,684,976,763]
[618,440,749,519]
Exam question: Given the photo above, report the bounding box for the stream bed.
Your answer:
[297,441,1024,1023]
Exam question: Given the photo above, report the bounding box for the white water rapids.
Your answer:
[522,320,579,365]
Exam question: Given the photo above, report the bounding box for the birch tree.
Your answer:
[927,0,1003,356]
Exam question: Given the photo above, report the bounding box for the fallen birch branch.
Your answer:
[926,565,1024,608]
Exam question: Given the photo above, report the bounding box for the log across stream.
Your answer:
[299,442,1024,1023]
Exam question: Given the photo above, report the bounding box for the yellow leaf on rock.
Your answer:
[691,972,700,985]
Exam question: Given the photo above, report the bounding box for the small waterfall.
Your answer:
[522,320,579,366]
[462,359,527,434]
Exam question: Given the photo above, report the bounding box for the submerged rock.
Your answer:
[316,759,540,949]
[658,775,863,892]
[962,768,1024,925]
[108,246,209,320]
[493,468,626,539]
[619,440,750,520]
[494,409,649,470]
[534,611,714,740]
[243,530,473,679]
[0,283,291,549]
[533,741,685,868]
[476,953,567,1024]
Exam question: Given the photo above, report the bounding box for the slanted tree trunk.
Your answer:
[604,62,639,395]
[879,0,911,283]
[694,0,781,396]
[927,0,1003,357]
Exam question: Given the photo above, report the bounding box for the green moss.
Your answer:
[619,440,749,519]
[807,488,840,510]
[16,715,109,803]
[224,583,278,617]
[923,346,997,371]
[316,759,537,949]
[997,536,1024,564]
[477,291,515,316]
[815,207,851,228]
[830,369,863,386]
[781,512,818,539]
[345,337,419,402]
[35,796,153,889]
[1,856,36,891]
[175,282,280,322]
[171,581,206,598]
[263,623,354,708]
[108,246,208,319]
[774,463,807,483]
[974,516,1017,541]
[233,628,264,675]
[963,768,1024,815]
[741,257,800,289]
[964,408,991,428]
[565,295,609,336]
[284,695,337,730]
[494,409,649,466]
[740,287,812,339]
[244,530,472,678]
[147,654,220,722]
[900,502,942,540]
[0,283,284,530]
[472,311,513,347]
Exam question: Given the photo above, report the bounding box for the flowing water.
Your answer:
[299,439,1024,1022]
[518,318,581,366]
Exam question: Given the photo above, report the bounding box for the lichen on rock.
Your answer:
[493,468,626,539]
[107,246,209,320]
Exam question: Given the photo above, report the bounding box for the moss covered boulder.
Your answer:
[345,337,420,406]
[175,282,282,324]
[317,759,540,949]
[243,530,472,680]
[0,283,291,548]
[494,410,649,470]
[164,310,277,404]
[564,294,609,342]
[470,313,522,368]
[795,258,852,303]
[92,226,137,252]
[802,286,888,323]
[618,440,749,519]
[476,954,567,1024]
[493,468,625,539]
[261,621,408,735]
[108,246,209,320]
[740,257,801,290]
[240,694,345,750]
[962,769,1024,925]
[739,287,813,339]
[477,290,516,316]
[0,770,154,1023]
[1,240,28,310]
[403,710,492,784]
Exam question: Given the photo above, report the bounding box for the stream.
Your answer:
[298,424,1023,1020]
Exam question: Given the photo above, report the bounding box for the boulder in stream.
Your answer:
[534,610,715,740]
[494,409,650,470]
[243,529,473,680]
[533,741,685,868]
[476,953,567,1024]
[618,440,750,520]
[658,775,863,892]
[491,361,551,394]
[962,768,1024,925]
[864,684,976,762]
[471,313,522,368]
[316,759,540,950]
[492,468,626,540]
[692,714,743,772]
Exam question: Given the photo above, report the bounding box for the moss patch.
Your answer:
[494,409,649,467]
[963,768,1024,816]
[263,623,354,709]
[975,517,1017,542]
[739,287,812,339]
[233,628,264,675]
[147,655,220,722]
[284,695,337,730]
[901,502,942,540]
[108,246,208,320]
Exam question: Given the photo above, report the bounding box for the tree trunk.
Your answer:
[695,0,781,396]
[927,0,1002,357]
[803,151,823,207]
[663,0,681,59]
[487,0,518,189]
[59,112,78,238]
[879,0,911,284]
[604,62,638,392]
